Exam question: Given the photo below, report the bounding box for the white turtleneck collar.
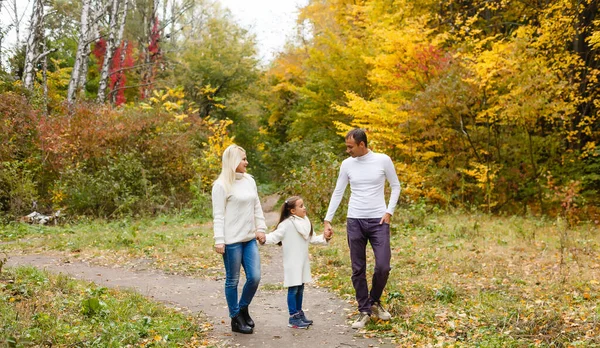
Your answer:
[235,172,244,180]
[355,149,373,162]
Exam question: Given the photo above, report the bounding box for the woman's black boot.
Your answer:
[239,307,255,328]
[231,314,253,334]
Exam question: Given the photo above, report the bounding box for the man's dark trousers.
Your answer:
[347,218,391,314]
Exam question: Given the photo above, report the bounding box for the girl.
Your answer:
[212,144,266,334]
[260,196,331,329]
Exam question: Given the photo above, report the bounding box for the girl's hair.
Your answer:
[215,144,246,193]
[276,196,313,237]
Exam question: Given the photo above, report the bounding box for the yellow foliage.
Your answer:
[196,118,235,191]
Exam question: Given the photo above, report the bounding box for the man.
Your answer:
[323,128,401,329]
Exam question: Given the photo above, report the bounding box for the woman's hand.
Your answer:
[214,243,225,254]
[255,232,266,245]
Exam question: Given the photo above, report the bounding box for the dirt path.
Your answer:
[6,196,394,348]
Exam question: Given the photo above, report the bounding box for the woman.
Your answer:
[212,144,266,334]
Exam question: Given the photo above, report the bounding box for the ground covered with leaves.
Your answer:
[1,209,598,347]
[0,266,210,347]
[312,208,600,346]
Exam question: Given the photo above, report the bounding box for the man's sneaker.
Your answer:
[351,312,371,329]
[298,310,313,325]
[288,313,310,329]
[371,302,392,321]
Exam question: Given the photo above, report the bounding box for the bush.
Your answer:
[0,161,39,219]
[282,150,346,221]
[54,154,162,217]
[38,104,210,217]
[0,92,39,163]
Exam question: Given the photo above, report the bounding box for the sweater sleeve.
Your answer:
[324,161,349,222]
[384,155,401,215]
[309,234,329,245]
[265,222,286,245]
[251,178,267,233]
[211,182,226,245]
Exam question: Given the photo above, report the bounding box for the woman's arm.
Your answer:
[211,183,226,246]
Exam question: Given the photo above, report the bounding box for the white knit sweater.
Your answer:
[325,150,401,221]
[212,173,267,245]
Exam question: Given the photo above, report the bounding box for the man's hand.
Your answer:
[379,213,392,225]
[255,232,266,245]
[324,220,333,240]
[215,243,225,254]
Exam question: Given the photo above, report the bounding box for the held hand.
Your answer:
[255,232,266,245]
[324,221,333,240]
[214,243,225,254]
[379,213,392,225]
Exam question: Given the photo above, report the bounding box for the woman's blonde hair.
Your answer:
[215,144,246,193]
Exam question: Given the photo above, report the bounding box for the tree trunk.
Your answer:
[67,0,92,103]
[23,0,45,90]
[140,0,158,100]
[42,41,48,114]
[97,0,123,102]
[110,40,128,104]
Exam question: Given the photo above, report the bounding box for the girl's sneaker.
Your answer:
[288,313,310,329]
[298,310,313,325]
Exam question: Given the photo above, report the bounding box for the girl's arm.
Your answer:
[309,233,329,245]
[265,222,287,245]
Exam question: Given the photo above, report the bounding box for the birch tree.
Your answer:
[23,0,45,90]
[140,0,158,100]
[6,0,30,48]
[79,1,103,92]
[67,0,92,102]
[97,0,128,102]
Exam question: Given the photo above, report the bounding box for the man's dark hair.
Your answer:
[345,128,368,148]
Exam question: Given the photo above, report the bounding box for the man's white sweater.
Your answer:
[325,150,401,221]
[212,173,267,245]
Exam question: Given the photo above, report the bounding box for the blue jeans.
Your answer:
[223,239,261,318]
[287,284,304,315]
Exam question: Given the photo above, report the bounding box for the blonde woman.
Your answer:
[212,144,267,334]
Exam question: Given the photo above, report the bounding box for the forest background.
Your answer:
[0,0,599,224]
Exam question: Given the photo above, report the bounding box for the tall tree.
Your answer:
[97,0,128,102]
[23,0,45,90]
[67,0,92,102]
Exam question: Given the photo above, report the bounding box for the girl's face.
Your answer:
[235,153,248,173]
[290,199,307,218]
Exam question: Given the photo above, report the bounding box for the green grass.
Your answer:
[0,266,210,347]
[0,215,223,278]
[2,209,599,346]
[310,209,600,346]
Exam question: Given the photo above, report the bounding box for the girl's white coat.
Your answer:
[265,215,328,287]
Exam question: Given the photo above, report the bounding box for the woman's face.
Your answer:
[235,152,248,173]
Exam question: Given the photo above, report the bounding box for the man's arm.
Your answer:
[381,156,401,224]
[324,162,349,236]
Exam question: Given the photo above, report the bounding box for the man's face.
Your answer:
[345,137,366,158]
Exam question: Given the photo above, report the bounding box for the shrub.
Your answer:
[0,92,39,163]
[0,161,39,219]
[282,150,345,221]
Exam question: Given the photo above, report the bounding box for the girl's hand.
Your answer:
[215,244,225,254]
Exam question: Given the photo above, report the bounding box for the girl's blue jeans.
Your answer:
[287,284,304,315]
[223,239,261,318]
